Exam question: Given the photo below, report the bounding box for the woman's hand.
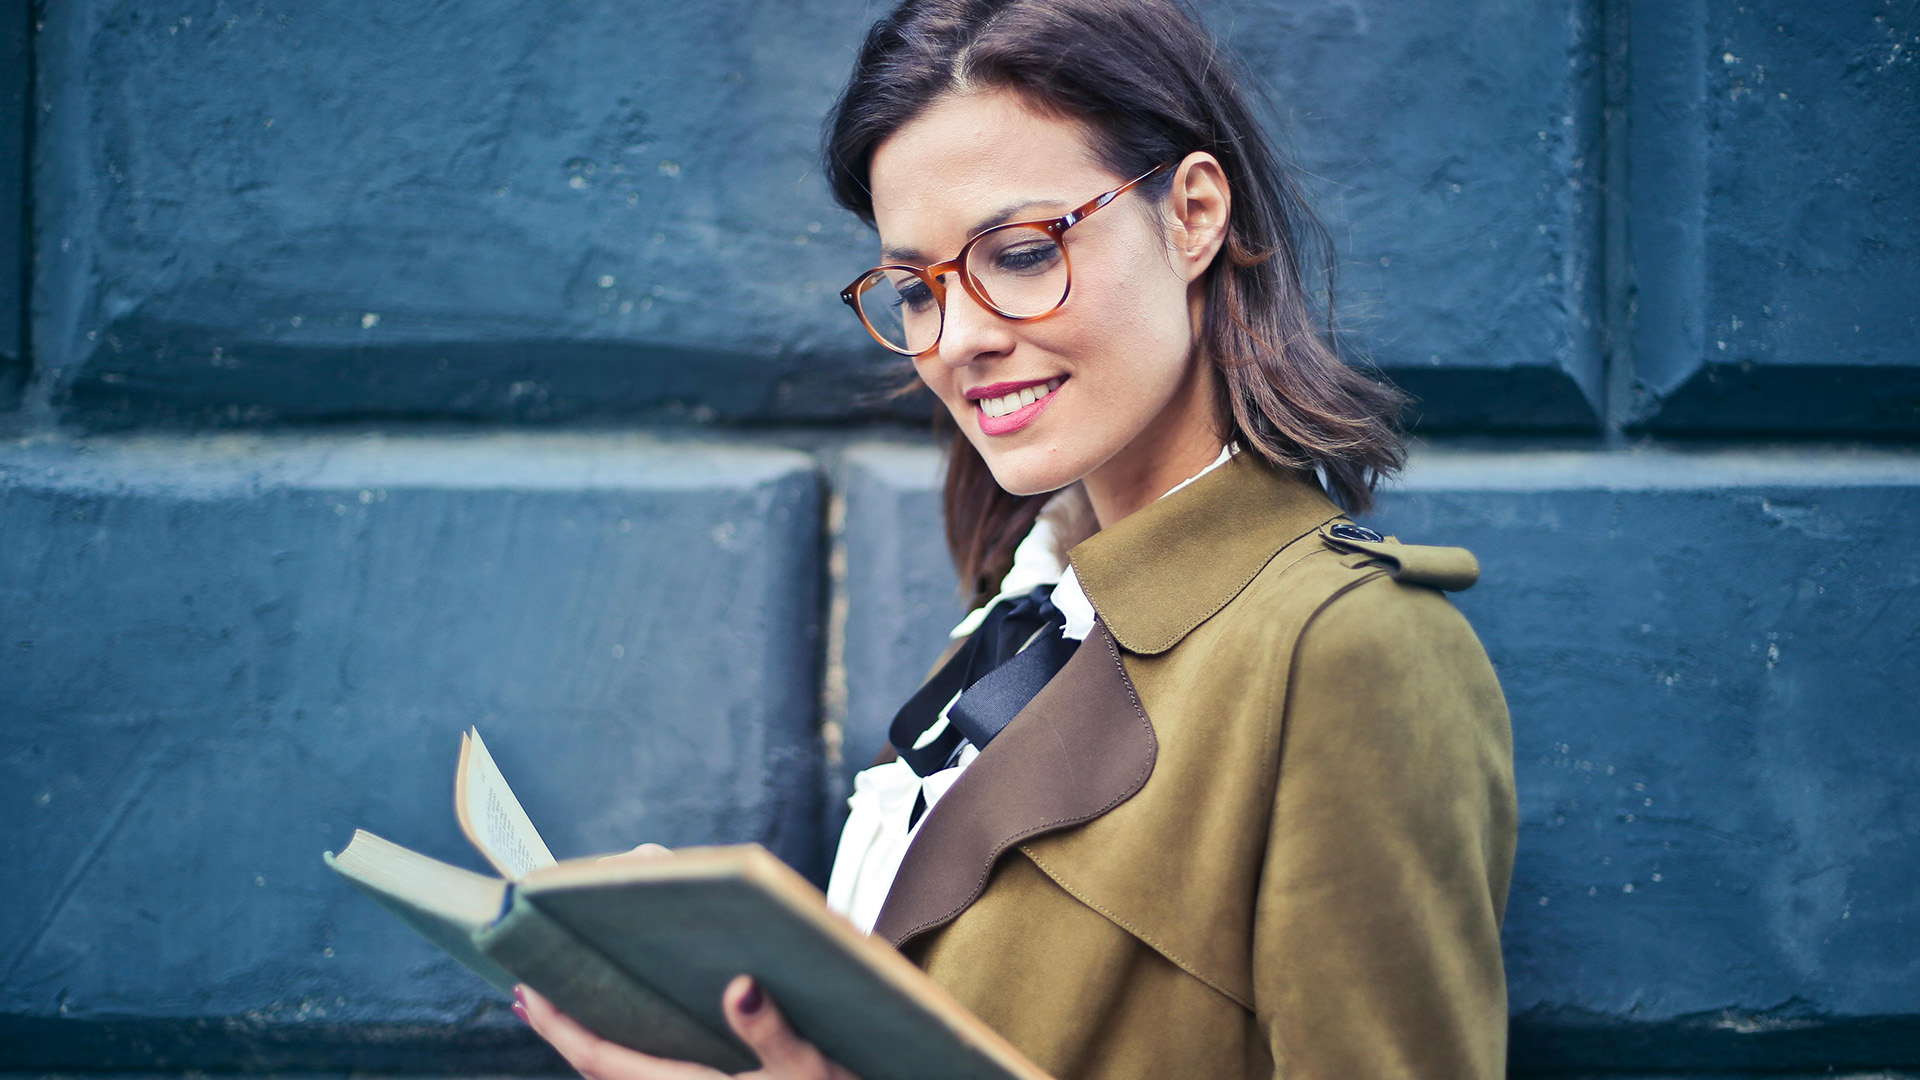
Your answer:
[516,977,861,1080]
[598,842,674,866]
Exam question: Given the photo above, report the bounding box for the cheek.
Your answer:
[1105,235,1193,340]
[912,355,954,398]
[912,357,974,430]
[1047,244,1193,391]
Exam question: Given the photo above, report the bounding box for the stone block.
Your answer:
[1,0,26,403]
[1629,0,1920,433]
[833,443,961,824]
[1211,0,1605,430]
[0,434,823,1070]
[1365,447,1920,1072]
[31,0,895,428]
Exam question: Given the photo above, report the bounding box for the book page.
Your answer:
[457,727,558,880]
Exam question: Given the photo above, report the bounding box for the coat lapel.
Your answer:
[872,620,1155,949]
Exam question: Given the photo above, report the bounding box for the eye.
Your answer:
[893,277,938,312]
[990,238,1061,276]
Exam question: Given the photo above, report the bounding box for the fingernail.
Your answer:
[514,985,527,1007]
[511,1002,529,1025]
[737,979,763,1015]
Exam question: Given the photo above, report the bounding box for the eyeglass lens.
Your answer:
[855,223,1069,354]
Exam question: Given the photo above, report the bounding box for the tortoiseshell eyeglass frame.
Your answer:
[839,161,1174,357]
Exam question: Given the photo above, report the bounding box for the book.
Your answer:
[324,728,1047,1080]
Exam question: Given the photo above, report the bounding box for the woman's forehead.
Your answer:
[869,90,1108,246]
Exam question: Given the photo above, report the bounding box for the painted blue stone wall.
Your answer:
[1,0,26,408]
[1381,453,1920,1073]
[1631,0,1920,433]
[1,435,822,1070]
[4,0,1918,1075]
[1224,0,1606,430]
[30,0,889,428]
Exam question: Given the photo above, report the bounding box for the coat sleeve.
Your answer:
[1252,574,1517,1080]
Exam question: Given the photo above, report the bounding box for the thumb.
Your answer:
[721,975,834,1079]
[597,842,672,866]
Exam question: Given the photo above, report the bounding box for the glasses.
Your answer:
[840,162,1172,357]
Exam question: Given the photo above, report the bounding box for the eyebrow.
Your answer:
[879,197,1059,265]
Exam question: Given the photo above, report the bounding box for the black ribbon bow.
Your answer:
[887,584,1083,777]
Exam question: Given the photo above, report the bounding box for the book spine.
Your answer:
[475,892,757,1073]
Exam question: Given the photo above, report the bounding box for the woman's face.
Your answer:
[867,91,1228,517]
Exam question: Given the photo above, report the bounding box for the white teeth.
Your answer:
[979,378,1063,418]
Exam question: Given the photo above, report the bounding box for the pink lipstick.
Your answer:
[970,376,1065,436]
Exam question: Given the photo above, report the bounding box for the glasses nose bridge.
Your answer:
[922,256,966,303]
[931,255,1020,363]
[920,255,999,334]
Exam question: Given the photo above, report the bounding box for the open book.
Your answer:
[325,728,1045,1080]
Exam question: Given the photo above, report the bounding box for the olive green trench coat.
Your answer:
[870,451,1517,1080]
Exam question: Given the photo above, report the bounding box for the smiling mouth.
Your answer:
[969,377,1066,437]
[975,377,1064,418]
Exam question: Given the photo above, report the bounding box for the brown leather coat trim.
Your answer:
[873,621,1157,949]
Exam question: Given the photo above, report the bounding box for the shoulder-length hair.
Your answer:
[823,0,1408,607]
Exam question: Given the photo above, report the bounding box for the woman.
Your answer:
[519,1,1517,1077]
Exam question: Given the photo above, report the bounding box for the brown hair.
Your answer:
[823,0,1408,606]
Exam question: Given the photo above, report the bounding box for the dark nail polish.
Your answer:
[737,980,763,1015]
[511,1002,530,1025]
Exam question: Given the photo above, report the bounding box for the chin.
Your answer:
[975,442,1092,498]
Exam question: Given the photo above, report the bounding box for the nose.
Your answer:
[933,274,1016,370]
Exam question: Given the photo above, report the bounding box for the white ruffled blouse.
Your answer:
[825,444,1238,933]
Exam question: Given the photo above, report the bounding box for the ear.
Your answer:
[1165,152,1231,282]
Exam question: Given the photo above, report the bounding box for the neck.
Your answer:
[1081,362,1226,529]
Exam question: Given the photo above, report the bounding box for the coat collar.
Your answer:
[1069,452,1345,655]
[872,453,1345,949]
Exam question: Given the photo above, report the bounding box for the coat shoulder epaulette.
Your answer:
[1317,521,1480,592]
